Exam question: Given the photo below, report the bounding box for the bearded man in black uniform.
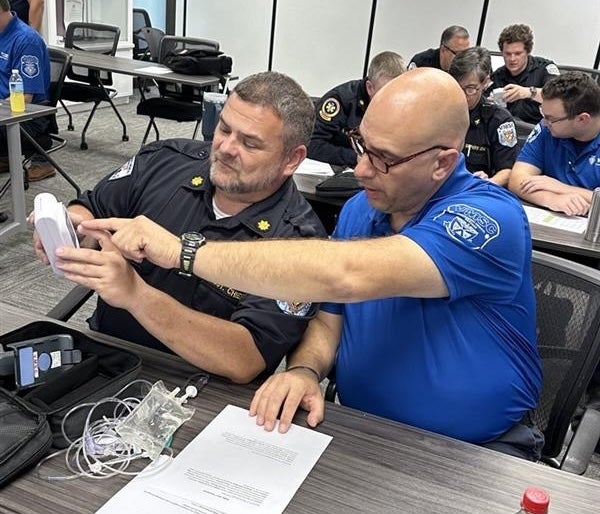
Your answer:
[491,24,560,125]
[307,51,406,167]
[449,47,519,187]
[408,25,470,72]
[33,72,327,384]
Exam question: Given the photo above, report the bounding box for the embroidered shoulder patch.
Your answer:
[546,63,560,75]
[108,157,136,181]
[433,204,500,250]
[525,123,542,144]
[276,300,312,317]
[21,55,40,79]
[408,61,417,70]
[319,98,341,121]
[497,121,517,148]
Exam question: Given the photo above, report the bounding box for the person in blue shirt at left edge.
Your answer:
[82,68,544,461]
[0,0,50,168]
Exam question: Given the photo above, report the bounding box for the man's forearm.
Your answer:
[128,282,265,383]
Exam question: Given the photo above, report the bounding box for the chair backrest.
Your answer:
[556,65,600,85]
[157,36,221,101]
[133,8,153,59]
[530,250,600,460]
[48,48,72,109]
[64,22,121,86]
[137,27,164,62]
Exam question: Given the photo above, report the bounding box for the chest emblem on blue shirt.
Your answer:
[319,98,340,121]
[526,123,542,144]
[588,155,600,166]
[434,204,500,250]
[21,55,40,79]
[276,300,312,317]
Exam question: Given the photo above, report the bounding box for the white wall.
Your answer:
[370,0,483,64]
[185,0,272,85]
[271,0,372,97]
[183,0,600,96]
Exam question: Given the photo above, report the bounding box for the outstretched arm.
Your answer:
[77,215,449,303]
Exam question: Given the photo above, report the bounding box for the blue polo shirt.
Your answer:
[517,123,600,188]
[0,12,49,103]
[322,156,541,443]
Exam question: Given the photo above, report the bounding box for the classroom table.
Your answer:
[0,103,57,242]
[51,46,225,90]
[1,303,599,513]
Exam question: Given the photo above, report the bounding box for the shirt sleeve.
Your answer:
[403,194,531,302]
[12,35,47,96]
[308,94,358,167]
[515,123,546,170]
[488,108,519,172]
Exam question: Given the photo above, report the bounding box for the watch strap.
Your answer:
[178,233,205,277]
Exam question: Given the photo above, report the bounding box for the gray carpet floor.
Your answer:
[1,93,599,481]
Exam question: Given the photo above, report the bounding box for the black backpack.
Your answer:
[163,48,233,76]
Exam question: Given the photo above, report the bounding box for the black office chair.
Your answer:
[136,35,220,145]
[136,27,164,63]
[530,250,600,473]
[0,48,80,218]
[133,8,153,60]
[325,250,600,473]
[59,22,129,150]
[556,65,600,85]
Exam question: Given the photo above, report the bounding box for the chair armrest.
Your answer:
[46,285,93,321]
[562,407,600,474]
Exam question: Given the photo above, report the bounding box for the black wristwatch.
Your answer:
[178,232,206,277]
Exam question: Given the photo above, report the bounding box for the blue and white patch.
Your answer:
[20,55,40,79]
[525,123,542,144]
[108,157,135,181]
[497,121,517,148]
[0,52,8,61]
[589,154,600,166]
[276,300,312,317]
[433,204,500,250]
[546,63,560,76]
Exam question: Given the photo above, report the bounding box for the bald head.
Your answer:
[363,68,469,153]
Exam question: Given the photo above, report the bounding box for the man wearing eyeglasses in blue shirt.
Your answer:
[509,72,600,216]
[79,67,544,461]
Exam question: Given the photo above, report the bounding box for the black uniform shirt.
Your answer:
[463,100,519,177]
[491,56,560,124]
[308,78,370,166]
[71,139,327,375]
[408,48,442,70]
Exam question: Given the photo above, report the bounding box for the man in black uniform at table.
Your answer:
[307,51,406,167]
[408,25,470,72]
[449,47,518,187]
[491,24,560,125]
[33,71,327,384]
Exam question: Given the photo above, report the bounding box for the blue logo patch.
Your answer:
[525,123,542,144]
[433,204,500,250]
[21,55,40,79]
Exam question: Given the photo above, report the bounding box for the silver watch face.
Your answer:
[183,232,204,243]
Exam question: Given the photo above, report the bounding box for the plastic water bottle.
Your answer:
[515,487,550,513]
[9,69,25,113]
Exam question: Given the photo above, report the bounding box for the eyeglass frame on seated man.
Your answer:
[346,128,450,174]
[538,105,572,125]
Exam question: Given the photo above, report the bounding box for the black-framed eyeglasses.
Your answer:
[442,43,459,56]
[538,106,571,124]
[346,129,450,174]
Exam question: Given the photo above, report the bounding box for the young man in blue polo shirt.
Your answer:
[0,0,50,176]
[78,68,544,461]
[509,72,600,216]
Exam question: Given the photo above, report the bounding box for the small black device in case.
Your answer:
[179,231,206,277]
[0,321,142,485]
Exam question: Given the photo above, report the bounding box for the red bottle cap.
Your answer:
[521,487,550,514]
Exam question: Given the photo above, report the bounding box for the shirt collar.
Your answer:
[181,168,295,237]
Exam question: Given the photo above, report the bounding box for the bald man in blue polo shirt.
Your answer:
[0,0,49,172]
